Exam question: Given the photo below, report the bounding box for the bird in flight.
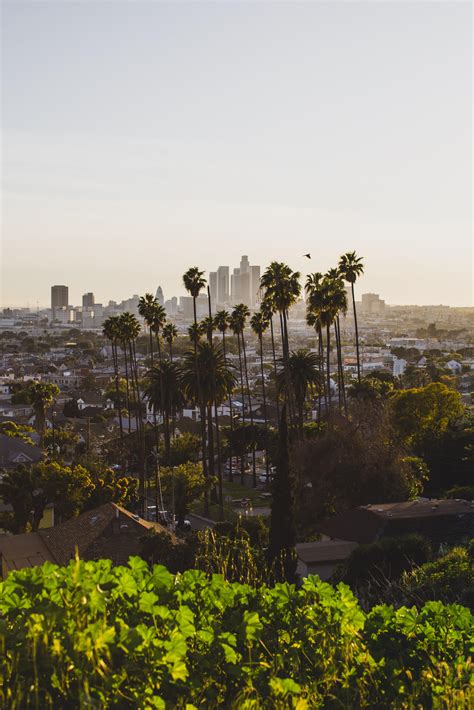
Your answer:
[303,253,311,259]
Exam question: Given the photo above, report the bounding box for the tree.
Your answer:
[338,251,364,382]
[27,381,60,437]
[160,462,209,526]
[390,382,464,447]
[268,407,297,583]
[214,309,236,479]
[160,432,201,466]
[145,360,184,462]
[260,263,301,423]
[162,322,178,360]
[276,349,321,435]
[231,304,257,485]
[0,421,35,443]
[180,342,236,515]
[250,310,271,477]
[102,315,124,442]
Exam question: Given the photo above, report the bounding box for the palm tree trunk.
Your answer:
[259,334,270,483]
[336,316,347,415]
[112,340,124,443]
[193,295,209,515]
[352,283,361,383]
[269,316,280,420]
[334,322,342,413]
[241,330,257,487]
[317,326,324,420]
[122,341,132,434]
[131,340,146,514]
[222,330,234,483]
[326,324,332,412]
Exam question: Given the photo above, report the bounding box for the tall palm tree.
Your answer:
[180,342,236,516]
[118,312,146,509]
[162,322,178,361]
[261,297,280,420]
[232,303,257,485]
[260,262,301,424]
[326,269,348,413]
[276,349,321,434]
[214,309,235,480]
[250,309,271,478]
[187,323,202,346]
[138,293,159,367]
[306,273,337,413]
[338,251,364,383]
[102,315,124,443]
[230,306,251,484]
[183,267,207,331]
[145,361,184,463]
[27,381,59,439]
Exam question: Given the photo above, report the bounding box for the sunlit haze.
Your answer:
[1,1,472,308]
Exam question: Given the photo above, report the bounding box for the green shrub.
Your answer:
[335,534,432,587]
[0,558,472,708]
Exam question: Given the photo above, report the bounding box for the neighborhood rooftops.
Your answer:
[319,499,474,545]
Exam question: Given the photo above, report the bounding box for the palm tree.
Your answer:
[261,297,280,420]
[306,274,337,413]
[187,322,202,345]
[180,342,236,516]
[214,309,235,480]
[260,262,301,424]
[162,322,178,361]
[326,269,348,414]
[145,361,184,463]
[250,309,271,478]
[27,381,59,439]
[102,315,124,442]
[183,267,207,331]
[276,349,321,434]
[118,312,146,508]
[138,293,159,367]
[338,251,364,382]
[233,303,258,485]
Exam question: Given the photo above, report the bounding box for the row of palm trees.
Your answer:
[102,252,364,516]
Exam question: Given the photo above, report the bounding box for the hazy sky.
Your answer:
[1,0,472,308]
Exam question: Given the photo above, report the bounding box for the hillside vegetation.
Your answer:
[1,558,472,708]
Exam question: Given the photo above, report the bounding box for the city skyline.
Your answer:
[2,1,472,308]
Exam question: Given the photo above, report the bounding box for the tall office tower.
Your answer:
[217,266,229,303]
[82,292,95,308]
[231,268,241,302]
[179,296,194,320]
[155,286,164,306]
[51,285,69,317]
[249,265,261,308]
[239,271,251,306]
[209,272,218,307]
[240,255,249,274]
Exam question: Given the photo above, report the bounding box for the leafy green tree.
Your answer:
[160,432,201,466]
[27,381,60,436]
[0,420,35,443]
[390,382,464,447]
[160,462,209,526]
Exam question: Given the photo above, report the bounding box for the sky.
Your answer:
[1,0,472,308]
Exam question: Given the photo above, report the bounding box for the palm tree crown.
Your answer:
[183,267,206,299]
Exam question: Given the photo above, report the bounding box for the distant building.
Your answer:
[361,293,385,315]
[164,297,178,316]
[217,266,229,303]
[82,292,95,308]
[155,286,164,306]
[51,285,68,318]
[209,272,218,308]
[250,264,261,308]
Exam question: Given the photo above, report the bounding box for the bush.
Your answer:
[335,534,432,587]
[445,485,474,501]
[0,559,472,708]
[401,543,474,610]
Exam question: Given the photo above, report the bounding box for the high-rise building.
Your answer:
[155,286,164,306]
[240,255,249,274]
[249,265,261,308]
[231,268,240,302]
[82,292,95,308]
[51,285,69,317]
[209,272,218,307]
[361,293,385,315]
[217,266,229,303]
[239,271,251,306]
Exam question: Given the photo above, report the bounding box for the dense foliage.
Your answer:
[1,559,472,708]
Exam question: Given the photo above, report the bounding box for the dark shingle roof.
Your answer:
[0,433,42,469]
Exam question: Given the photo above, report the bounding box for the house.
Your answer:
[0,433,43,469]
[76,392,105,411]
[445,360,462,374]
[0,501,54,531]
[296,540,359,580]
[319,499,474,546]
[0,502,176,576]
